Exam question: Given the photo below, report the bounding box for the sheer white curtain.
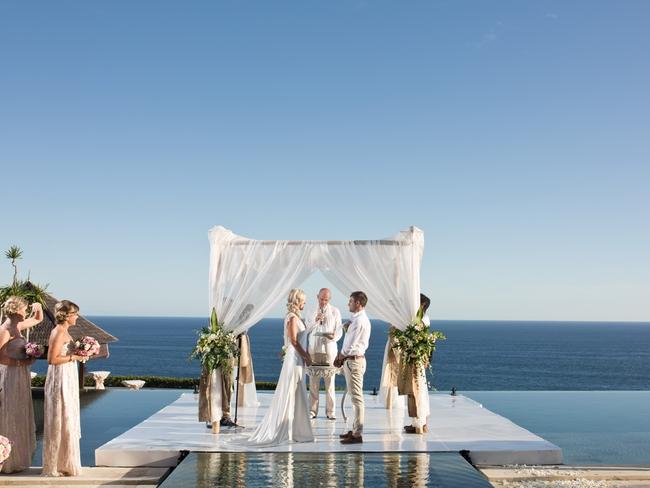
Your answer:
[208,227,317,411]
[317,227,423,327]
[317,227,424,408]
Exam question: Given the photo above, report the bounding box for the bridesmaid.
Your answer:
[0,296,43,473]
[42,300,85,477]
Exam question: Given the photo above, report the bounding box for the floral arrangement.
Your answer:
[74,336,101,357]
[190,308,239,374]
[390,308,446,369]
[24,342,44,358]
[0,435,11,465]
[279,345,287,362]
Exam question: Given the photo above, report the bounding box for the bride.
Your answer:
[244,288,314,446]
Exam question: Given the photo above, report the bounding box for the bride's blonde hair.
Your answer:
[286,288,305,316]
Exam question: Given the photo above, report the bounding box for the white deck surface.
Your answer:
[95,392,562,467]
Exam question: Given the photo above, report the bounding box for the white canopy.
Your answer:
[207,225,424,412]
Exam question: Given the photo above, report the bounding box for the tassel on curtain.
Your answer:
[237,335,255,406]
[379,331,403,409]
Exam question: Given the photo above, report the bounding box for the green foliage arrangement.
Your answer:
[0,279,48,310]
[189,308,239,374]
[390,307,446,368]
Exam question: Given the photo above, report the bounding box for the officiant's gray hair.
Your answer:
[286,288,305,315]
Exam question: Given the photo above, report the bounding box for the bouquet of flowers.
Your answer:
[390,308,446,370]
[190,308,239,374]
[0,435,12,465]
[24,342,44,358]
[73,336,100,358]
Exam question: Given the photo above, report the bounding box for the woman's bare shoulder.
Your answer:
[49,326,64,340]
[285,313,300,324]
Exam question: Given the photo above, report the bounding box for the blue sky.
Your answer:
[1,1,648,320]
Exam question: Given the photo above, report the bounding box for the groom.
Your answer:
[335,291,371,444]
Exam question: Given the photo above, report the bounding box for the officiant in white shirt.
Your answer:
[306,288,343,420]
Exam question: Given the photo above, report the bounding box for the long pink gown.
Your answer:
[0,335,36,473]
[42,343,81,476]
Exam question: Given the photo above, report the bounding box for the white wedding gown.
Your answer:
[244,312,314,446]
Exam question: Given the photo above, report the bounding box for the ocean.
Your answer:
[32,318,650,391]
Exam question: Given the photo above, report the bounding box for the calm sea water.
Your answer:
[32,318,650,391]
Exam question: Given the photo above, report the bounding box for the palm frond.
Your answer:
[4,245,23,261]
[0,280,49,306]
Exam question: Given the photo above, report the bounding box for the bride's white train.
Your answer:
[242,289,314,447]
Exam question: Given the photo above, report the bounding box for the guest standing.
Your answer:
[42,300,85,477]
[403,293,432,434]
[0,296,43,473]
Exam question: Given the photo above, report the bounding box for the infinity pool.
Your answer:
[464,391,650,465]
[30,389,650,466]
[32,388,186,467]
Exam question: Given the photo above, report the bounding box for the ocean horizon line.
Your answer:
[81,315,650,325]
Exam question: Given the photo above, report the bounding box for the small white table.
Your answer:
[88,371,111,390]
[305,365,347,420]
[122,380,145,390]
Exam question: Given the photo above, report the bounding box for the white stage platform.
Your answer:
[95,392,562,468]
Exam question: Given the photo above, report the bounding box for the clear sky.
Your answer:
[1,1,648,320]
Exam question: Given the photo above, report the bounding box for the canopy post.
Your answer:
[78,361,86,391]
[233,333,243,425]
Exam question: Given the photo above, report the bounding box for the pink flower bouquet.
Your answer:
[24,342,44,358]
[73,336,100,358]
[0,435,12,464]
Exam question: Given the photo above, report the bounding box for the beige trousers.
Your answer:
[343,357,366,435]
[309,352,336,417]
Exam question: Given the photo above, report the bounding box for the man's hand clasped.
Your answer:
[333,354,344,368]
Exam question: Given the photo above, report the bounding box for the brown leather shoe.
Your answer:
[339,430,353,439]
[405,425,428,434]
[340,435,363,444]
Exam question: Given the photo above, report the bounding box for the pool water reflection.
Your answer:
[159,452,493,488]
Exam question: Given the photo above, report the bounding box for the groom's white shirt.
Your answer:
[341,309,371,356]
